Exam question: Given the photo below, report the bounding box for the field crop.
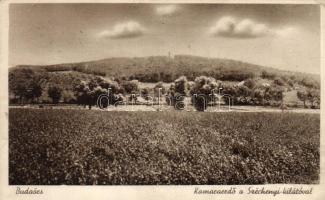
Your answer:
[9,108,319,185]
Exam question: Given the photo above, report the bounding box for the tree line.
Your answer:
[9,69,320,111]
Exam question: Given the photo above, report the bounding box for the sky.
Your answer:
[9,4,320,74]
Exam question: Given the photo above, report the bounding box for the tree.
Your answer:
[174,76,188,94]
[221,83,237,105]
[243,78,256,89]
[268,85,284,106]
[273,77,285,86]
[9,68,33,102]
[252,87,264,105]
[287,79,294,87]
[74,81,89,107]
[9,68,47,104]
[62,90,76,103]
[236,85,253,104]
[122,80,139,94]
[74,79,124,109]
[166,76,188,109]
[141,87,150,101]
[48,85,62,104]
[19,80,42,103]
[154,82,166,104]
[300,78,319,89]
[153,82,166,96]
[297,89,308,108]
[261,70,276,79]
[190,76,219,111]
[307,89,320,109]
[93,86,108,108]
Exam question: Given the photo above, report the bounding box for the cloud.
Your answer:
[156,5,179,16]
[99,21,145,39]
[209,17,269,39]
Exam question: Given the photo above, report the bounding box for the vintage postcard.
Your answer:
[0,0,324,200]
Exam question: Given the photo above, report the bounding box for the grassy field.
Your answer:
[9,108,319,185]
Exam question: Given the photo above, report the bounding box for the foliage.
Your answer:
[73,78,123,109]
[261,70,276,79]
[297,90,308,108]
[62,90,76,103]
[43,64,106,76]
[8,65,320,109]
[273,77,286,86]
[9,109,320,185]
[190,76,220,111]
[9,68,47,103]
[47,85,63,104]
[153,82,166,96]
[297,89,320,109]
[299,78,319,89]
[307,89,320,109]
[121,80,139,94]
[166,76,188,109]
[140,87,150,101]
[243,78,256,89]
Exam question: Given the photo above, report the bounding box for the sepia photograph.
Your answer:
[6,2,321,187]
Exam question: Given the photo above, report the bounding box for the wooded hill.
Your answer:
[9,55,320,109]
[14,54,319,83]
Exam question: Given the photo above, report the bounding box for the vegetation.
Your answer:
[9,55,320,110]
[9,108,319,185]
[9,68,46,104]
[165,76,188,109]
[48,85,63,104]
[189,76,220,111]
[14,55,320,83]
[297,89,320,109]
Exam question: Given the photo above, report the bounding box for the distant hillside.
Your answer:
[9,55,320,107]
[15,54,320,83]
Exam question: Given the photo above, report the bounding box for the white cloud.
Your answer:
[99,21,145,39]
[156,5,179,16]
[209,17,269,39]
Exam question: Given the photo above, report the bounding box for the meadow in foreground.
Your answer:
[9,108,319,185]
